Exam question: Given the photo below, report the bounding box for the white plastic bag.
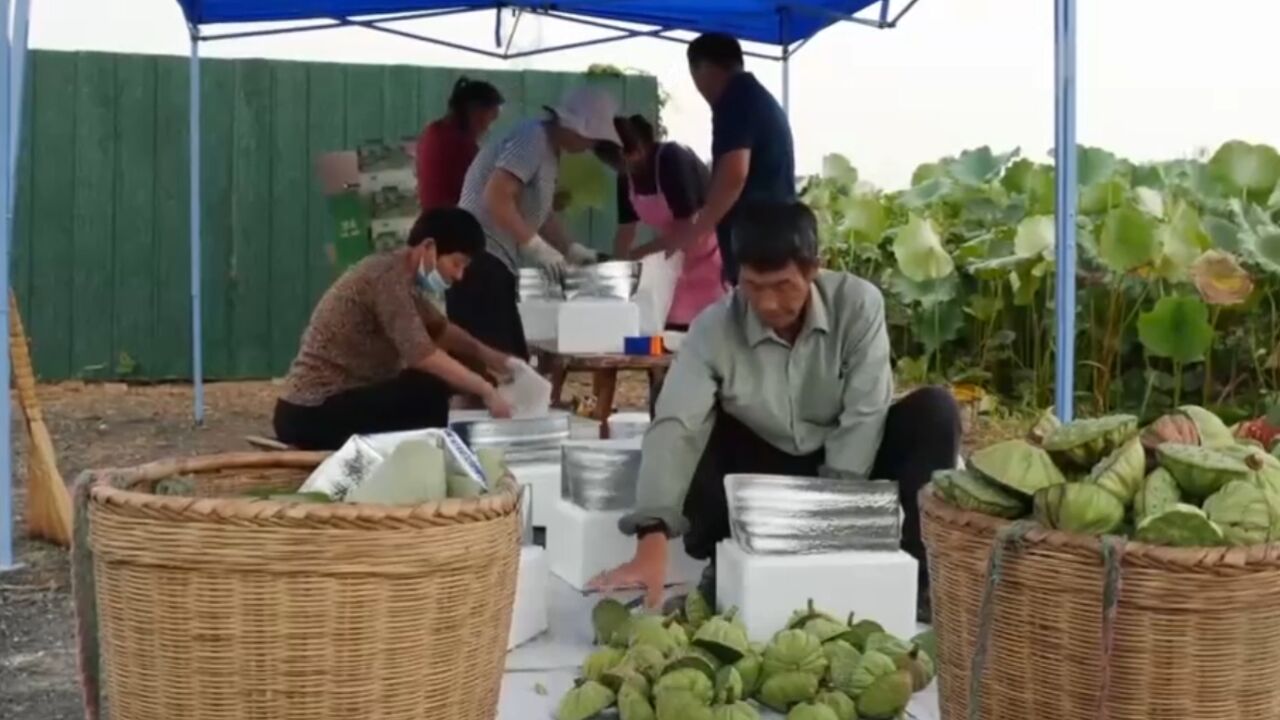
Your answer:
[497,359,553,418]
[633,251,682,335]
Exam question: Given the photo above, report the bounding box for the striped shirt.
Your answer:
[457,119,559,273]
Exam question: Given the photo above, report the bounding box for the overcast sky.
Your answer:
[27,0,1280,188]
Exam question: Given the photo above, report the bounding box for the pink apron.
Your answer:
[628,145,726,327]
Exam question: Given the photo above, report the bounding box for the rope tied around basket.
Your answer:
[966,521,1128,720]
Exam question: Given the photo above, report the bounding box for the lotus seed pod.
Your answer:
[622,644,668,682]
[862,632,911,662]
[1204,479,1280,545]
[757,671,820,713]
[582,646,627,682]
[711,701,762,720]
[1217,444,1280,494]
[684,589,713,631]
[618,683,656,720]
[894,646,936,692]
[1178,405,1235,447]
[1033,483,1125,535]
[592,598,632,646]
[910,629,938,663]
[969,439,1068,496]
[1026,408,1062,445]
[932,469,1028,518]
[714,665,744,705]
[842,619,884,651]
[1133,468,1181,522]
[627,615,681,656]
[1085,437,1146,506]
[1042,414,1139,469]
[667,619,690,650]
[822,639,862,692]
[556,680,616,720]
[654,667,715,706]
[601,664,651,696]
[693,610,750,664]
[1136,503,1226,547]
[763,629,828,680]
[1141,412,1201,451]
[785,702,839,720]
[731,650,763,699]
[856,668,914,719]
[815,690,858,720]
[786,598,840,630]
[1157,444,1252,501]
[847,649,897,697]
[655,690,714,720]
[663,646,721,682]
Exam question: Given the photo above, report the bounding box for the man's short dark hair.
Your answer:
[408,207,485,257]
[687,33,745,71]
[732,200,820,272]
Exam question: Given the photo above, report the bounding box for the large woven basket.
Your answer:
[76,451,521,720]
[921,487,1280,720]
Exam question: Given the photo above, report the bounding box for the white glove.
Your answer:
[520,235,568,283]
[566,242,599,266]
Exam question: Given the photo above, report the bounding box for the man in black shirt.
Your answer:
[666,32,797,284]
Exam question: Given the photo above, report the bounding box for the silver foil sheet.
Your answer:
[563,261,641,301]
[725,474,902,554]
[450,412,572,466]
[299,428,488,499]
[561,438,643,511]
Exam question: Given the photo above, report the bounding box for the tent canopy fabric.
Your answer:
[175,0,884,46]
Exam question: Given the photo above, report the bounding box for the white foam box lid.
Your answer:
[507,546,550,651]
[518,299,562,343]
[715,540,919,642]
[548,499,706,590]
[512,461,560,529]
[555,300,640,354]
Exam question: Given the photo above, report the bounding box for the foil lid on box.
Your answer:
[725,474,902,554]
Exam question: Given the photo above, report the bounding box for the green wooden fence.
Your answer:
[11,50,658,381]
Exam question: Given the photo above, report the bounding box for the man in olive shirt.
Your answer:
[588,200,961,620]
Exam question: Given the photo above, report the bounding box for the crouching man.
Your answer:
[588,200,961,621]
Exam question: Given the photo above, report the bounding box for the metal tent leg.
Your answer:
[189,37,205,426]
[1053,0,1077,422]
[781,54,790,114]
[0,0,17,572]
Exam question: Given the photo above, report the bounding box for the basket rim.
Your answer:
[86,450,521,523]
[920,484,1280,570]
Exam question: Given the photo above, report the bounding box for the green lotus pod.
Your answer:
[1133,468,1182,522]
[1217,444,1280,494]
[757,671,820,712]
[896,646,935,692]
[621,644,668,682]
[693,609,750,663]
[655,691,713,720]
[1033,483,1125,535]
[932,468,1028,518]
[711,701,762,720]
[1157,444,1253,500]
[910,629,938,663]
[731,650,762,699]
[787,598,840,630]
[593,598,632,646]
[582,646,627,682]
[856,668,914,720]
[1136,503,1226,547]
[822,639,862,692]
[1042,414,1139,469]
[714,665,744,705]
[655,667,715,706]
[1026,408,1062,445]
[785,702,840,720]
[1203,479,1280,545]
[1085,437,1146,505]
[601,663,651,696]
[802,616,853,644]
[969,439,1068,496]
[815,691,858,720]
[664,646,722,682]
[556,680,616,720]
[763,629,828,679]
[685,589,713,631]
[1178,405,1235,447]
[842,619,884,651]
[668,620,690,650]
[847,649,897,697]
[627,615,681,656]
[862,632,911,662]
[618,683,656,720]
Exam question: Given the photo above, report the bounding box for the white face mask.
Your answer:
[415,260,449,310]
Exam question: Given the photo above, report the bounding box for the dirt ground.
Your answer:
[0,377,1010,720]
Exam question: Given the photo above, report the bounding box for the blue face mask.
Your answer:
[416,261,451,297]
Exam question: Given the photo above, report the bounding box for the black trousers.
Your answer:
[273,370,451,451]
[446,250,529,360]
[681,386,962,590]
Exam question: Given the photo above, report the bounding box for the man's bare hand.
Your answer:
[586,532,669,609]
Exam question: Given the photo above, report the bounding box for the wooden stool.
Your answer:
[529,341,674,439]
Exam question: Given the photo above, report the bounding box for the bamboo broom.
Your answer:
[10,290,70,546]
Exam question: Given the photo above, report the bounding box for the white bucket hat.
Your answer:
[550,85,622,146]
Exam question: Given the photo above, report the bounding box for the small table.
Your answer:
[529,341,673,438]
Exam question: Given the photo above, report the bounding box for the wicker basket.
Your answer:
[921,487,1280,720]
[76,451,521,720]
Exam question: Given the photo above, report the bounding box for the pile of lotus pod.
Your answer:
[555,594,937,720]
[933,405,1280,546]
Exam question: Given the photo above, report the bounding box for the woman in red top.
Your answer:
[416,77,504,211]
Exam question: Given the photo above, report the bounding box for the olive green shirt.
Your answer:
[619,270,893,537]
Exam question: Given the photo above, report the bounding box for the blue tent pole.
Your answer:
[1053,0,1077,423]
[189,34,205,426]
[8,0,26,193]
[0,0,16,572]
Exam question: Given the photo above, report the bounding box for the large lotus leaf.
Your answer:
[886,271,959,308]
[966,254,1028,281]
[1086,437,1146,506]
[558,152,613,212]
[1209,140,1280,196]
[1137,295,1214,364]
[1099,206,1159,273]
[1190,250,1253,306]
[893,216,955,282]
[1178,405,1236,447]
[932,469,1028,519]
[1135,504,1226,547]
[910,301,965,354]
[839,195,887,246]
[1134,187,1166,219]
[910,162,946,187]
[1042,415,1139,469]
[969,440,1067,496]
[1033,484,1126,535]
[1203,479,1280,546]
[898,177,952,208]
[1079,146,1120,187]
[1079,179,1129,216]
[1154,204,1212,281]
[947,146,1019,186]
[1134,468,1182,521]
[1203,215,1246,254]
[822,154,858,184]
[1013,215,1055,260]
[1156,444,1253,500]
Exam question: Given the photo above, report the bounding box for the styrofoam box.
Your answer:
[519,299,562,343]
[548,499,707,590]
[570,416,602,440]
[507,546,550,651]
[716,540,918,642]
[513,462,560,529]
[607,412,650,440]
[556,300,641,354]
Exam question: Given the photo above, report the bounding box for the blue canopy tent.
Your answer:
[0,0,1081,571]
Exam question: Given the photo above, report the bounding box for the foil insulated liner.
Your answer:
[563,261,641,301]
[561,438,643,511]
[451,413,572,466]
[299,428,488,499]
[725,474,902,554]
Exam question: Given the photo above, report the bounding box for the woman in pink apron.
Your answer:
[610,116,725,330]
